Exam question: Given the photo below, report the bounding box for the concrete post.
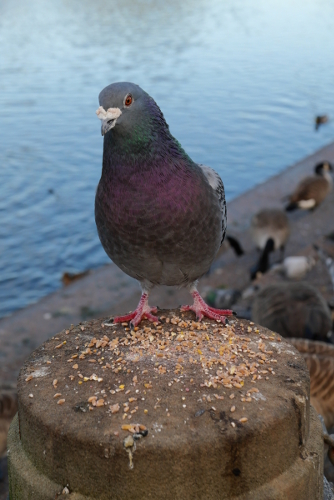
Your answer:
[8,310,323,499]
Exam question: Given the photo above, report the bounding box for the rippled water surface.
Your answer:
[1,0,334,317]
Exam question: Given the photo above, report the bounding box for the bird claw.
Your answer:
[112,295,159,327]
[180,291,234,324]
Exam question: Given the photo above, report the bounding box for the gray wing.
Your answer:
[198,164,227,246]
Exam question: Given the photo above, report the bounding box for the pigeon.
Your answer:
[95,82,233,326]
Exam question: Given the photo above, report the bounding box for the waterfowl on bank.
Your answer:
[285,161,333,212]
[250,209,289,280]
[252,282,332,342]
[289,339,334,429]
[293,355,334,491]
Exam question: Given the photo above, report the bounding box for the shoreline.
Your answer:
[1,140,334,385]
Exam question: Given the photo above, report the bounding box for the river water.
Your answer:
[0,0,334,317]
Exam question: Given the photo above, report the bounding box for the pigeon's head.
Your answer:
[96,82,166,138]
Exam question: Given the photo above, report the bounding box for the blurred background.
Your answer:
[1,0,334,318]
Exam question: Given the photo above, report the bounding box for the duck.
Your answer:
[285,161,333,212]
[289,338,334,429]
[252,282,332,342]
[250,209,290,280]
[315,115,329,131]
[286,340,334,486]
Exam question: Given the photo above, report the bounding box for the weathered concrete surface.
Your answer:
[8,312,323,499]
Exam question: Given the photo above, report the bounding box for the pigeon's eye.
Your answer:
[124,94,133,107]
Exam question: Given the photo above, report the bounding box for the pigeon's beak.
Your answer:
[96,106,122,136]
[100,119,116,136]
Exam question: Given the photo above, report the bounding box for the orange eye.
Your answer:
[125,94,133,106]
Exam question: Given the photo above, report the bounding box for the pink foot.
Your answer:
[112,293,159,327]
[180,290,234,323]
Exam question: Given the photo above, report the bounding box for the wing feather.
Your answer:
[198,164,227,246]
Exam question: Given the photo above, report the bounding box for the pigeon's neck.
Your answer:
[102,123,193,177]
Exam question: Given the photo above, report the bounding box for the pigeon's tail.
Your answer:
[250,237,275,280]
[285,202,298,212]
[226,235,244,256]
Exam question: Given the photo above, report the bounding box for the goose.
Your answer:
[291,340,334,487]
[250,209,289,279]
[252,282,332,342]
[285,161,333,211]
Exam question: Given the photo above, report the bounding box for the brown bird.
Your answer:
[289,338,334,429]
[285,161,333,211]
[252,282,332,342]
[61,270,89,286]
[315,115,329,131]
[250,209,290,279]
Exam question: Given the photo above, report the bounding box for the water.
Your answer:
[0,0,334,318]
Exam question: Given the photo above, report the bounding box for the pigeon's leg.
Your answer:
[181,283,234,324]
[112,282,159,327]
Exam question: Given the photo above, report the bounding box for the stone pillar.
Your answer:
[8,311,323,499]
